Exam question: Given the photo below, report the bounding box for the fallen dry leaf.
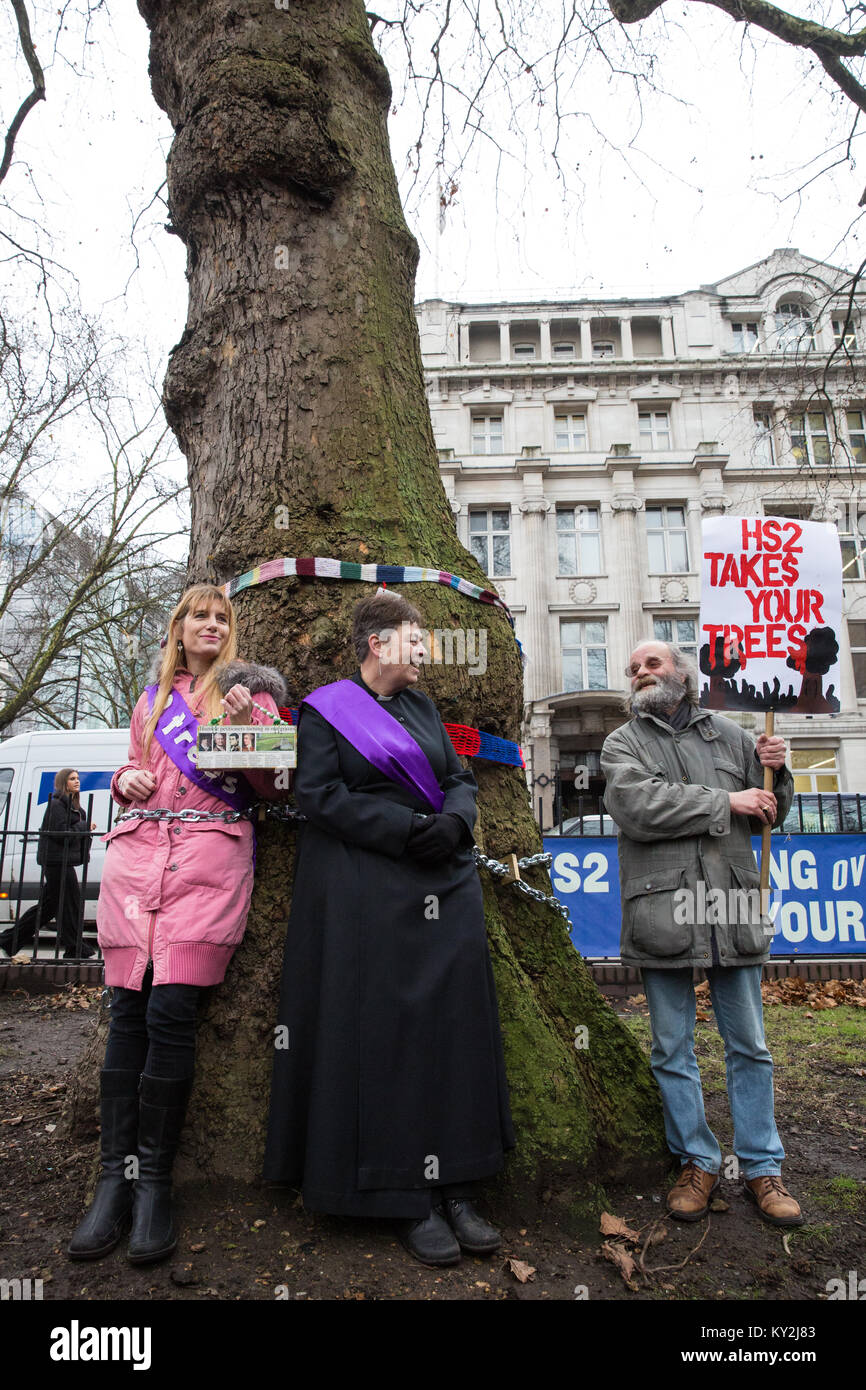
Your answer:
[505,1256,536,1284]
[761,977,866,1011]
[709,1198,729,1212]
[601,1240,638,1290]
[600,1211,640,1242]
[695,1011,710,1021]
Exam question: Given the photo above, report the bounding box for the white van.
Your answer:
[0,727,130,927]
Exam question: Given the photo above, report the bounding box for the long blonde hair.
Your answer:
[141,584,238,761]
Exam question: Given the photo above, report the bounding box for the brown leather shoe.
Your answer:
[744,1175,803,1226]
[666,1161,719,1221]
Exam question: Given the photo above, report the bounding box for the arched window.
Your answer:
[775,301,815,352]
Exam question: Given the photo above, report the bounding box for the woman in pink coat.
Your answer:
[69,583,285,1266]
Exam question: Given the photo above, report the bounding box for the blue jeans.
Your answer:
[641,966,785,1180]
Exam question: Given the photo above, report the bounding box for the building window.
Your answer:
[513,342,536,359]
[638,410,672,450]
[833,318,860,350]
[790,748,839,794]
[561,620,608,691]
[556,506,601,575]
[732,321,759,353]
[646,504,689,573]
[593,341,615,359]
[554,412,588,451]
[840,519,866,580]
[789,411,830,467]
[553,341,575,358]
[754,410,776,466]
[1,497,43,550]
[471,414,503,455]
[653,616,698,662]
[469,507,511,575]
[775,301,815,352]
[850,622,866,697]
[846,410,866,466]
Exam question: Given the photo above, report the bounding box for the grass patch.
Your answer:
[804,1175,866,1215]
[621,1004,866,1110]
[784,1222,836,1251]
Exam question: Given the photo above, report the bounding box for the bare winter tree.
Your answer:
[0,305,187,733]
[69,554,185,729]
[56,0,676,1207]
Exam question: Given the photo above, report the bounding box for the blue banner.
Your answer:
[545,835,866,958]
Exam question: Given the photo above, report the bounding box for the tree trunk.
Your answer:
[69,0,665,1213]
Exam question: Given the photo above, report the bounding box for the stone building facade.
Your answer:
[416,249,866,827]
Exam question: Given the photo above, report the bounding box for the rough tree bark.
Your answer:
[69,0,666,1216]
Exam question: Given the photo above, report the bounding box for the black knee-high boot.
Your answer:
[127,1074,193,1265]
[67,1070,140,1260]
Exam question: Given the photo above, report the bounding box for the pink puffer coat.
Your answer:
[97,671,281,989]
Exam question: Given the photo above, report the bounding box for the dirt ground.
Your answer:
[1,978,864,1304]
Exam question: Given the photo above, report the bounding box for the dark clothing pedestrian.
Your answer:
[38,792,92,868]
[0,794,92,956]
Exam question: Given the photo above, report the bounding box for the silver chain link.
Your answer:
[114,806,250,825]
[472,848,573,928]
[113,809,569,925]
[114,803,308,825]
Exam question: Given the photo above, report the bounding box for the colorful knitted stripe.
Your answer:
[278,709,524,769]
[224,556,515,631]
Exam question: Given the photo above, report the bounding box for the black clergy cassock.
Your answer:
[263,670,514,1218]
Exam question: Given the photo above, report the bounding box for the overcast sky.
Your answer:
[2,3,864,382]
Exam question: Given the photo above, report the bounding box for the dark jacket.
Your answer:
[263,670,514,1217]
[37,794,91,869]
[601,704,793,969]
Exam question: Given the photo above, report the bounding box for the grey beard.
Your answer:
[631,673,687,715]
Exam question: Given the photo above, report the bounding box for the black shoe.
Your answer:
[68,1070,140,1260]
[63,943,97,959]
[127,1074,193,1266]
[440,1197,502,1254]
[397,1207,461,1267]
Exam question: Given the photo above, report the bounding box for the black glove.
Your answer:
[406,813,465,865]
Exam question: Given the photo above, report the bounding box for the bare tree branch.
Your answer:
[0,0,46,187]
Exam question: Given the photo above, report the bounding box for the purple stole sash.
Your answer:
[146,685,252,813]
[303,680,445,813]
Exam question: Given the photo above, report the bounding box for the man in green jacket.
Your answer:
[601,639,802,1227]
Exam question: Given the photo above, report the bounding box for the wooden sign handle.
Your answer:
[759,709,774,915]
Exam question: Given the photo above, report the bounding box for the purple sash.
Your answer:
[303,680,445,813]
[146,685,252,812]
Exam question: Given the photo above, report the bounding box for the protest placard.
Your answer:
[699,516,842,713]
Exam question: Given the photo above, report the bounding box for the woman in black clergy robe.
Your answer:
[264,590,514,1266]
